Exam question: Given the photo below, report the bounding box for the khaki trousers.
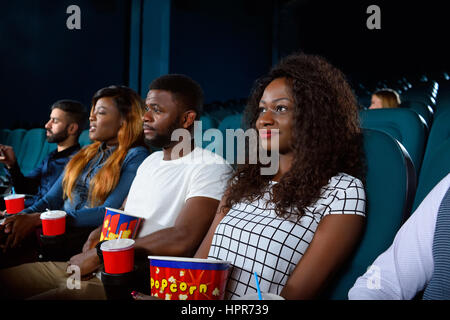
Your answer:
[0,261,106,300]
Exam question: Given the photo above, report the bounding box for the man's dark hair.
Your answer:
[149,74,204,120]
[51,100,88,136]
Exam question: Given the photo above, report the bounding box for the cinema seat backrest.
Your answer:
[217,114,244,163]
[359,108,427,177]
[322,129,416,299]
[78,129,92,147]
[17,128,47,176]
[412,110,450,211]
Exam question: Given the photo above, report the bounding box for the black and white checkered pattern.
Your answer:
[208,173,366,299]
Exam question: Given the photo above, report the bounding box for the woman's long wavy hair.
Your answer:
[224,53,366,219]
[62,85,146,207]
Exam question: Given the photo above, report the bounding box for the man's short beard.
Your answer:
[144,133,173,149]
[144,117,182,149]
[46,129,69,143]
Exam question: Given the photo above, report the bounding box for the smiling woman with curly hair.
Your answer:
[196,52,367,300]
[228,53,366,219]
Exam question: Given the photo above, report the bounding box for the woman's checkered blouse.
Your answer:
[208,173,366,299]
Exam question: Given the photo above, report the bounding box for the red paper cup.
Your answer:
[99,207,142,242]
[101,239,135,274]
[4,194,25,214]
[148,256,231,300]
[40,210,66,236]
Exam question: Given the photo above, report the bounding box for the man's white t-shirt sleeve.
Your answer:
[348,173,450,300]
[186,163,232,202]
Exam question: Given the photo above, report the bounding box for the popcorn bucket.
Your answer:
[100,208,142,241]
[148,256,231,300]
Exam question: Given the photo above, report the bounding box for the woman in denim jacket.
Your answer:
[0,85,149,251]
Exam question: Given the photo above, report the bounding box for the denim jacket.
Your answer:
[23,144,150,228]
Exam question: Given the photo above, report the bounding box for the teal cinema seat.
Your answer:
[420,109,450,165]
[78,129,92,147]
[412,110,450,211]
[412,139,450,212]
[321,129,416,300]
[194,115,218,148]
[359,108,427,177]
[3,128,27,175]
[434,82,450,116]
[401,100,434,130]
[17,128,47,175]
[217,113,244,163]
[6,128,27,153]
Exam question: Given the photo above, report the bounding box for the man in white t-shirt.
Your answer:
[0,74,232,299]
[126,147,231,239]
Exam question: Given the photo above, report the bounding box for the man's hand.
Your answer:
[0,213,41,252]
[0,145,17,168]
[68,248,101,279]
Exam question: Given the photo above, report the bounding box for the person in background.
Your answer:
[195,52,367,300]
[0,100,87,209]
[0,85,149,265]
[349,173,450,300]
[369,88,401,109]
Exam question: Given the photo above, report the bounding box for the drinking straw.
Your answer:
[254,271,263,300]
[118,230,123,239]
[11,187,15,195]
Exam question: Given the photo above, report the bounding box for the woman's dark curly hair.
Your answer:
[223,52,366,219]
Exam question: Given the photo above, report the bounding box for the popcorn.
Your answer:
[212,288,220,296]
[179,294,188,300]
[180,270,185,277]
[165,293,172,300]
[168,276,176,283]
